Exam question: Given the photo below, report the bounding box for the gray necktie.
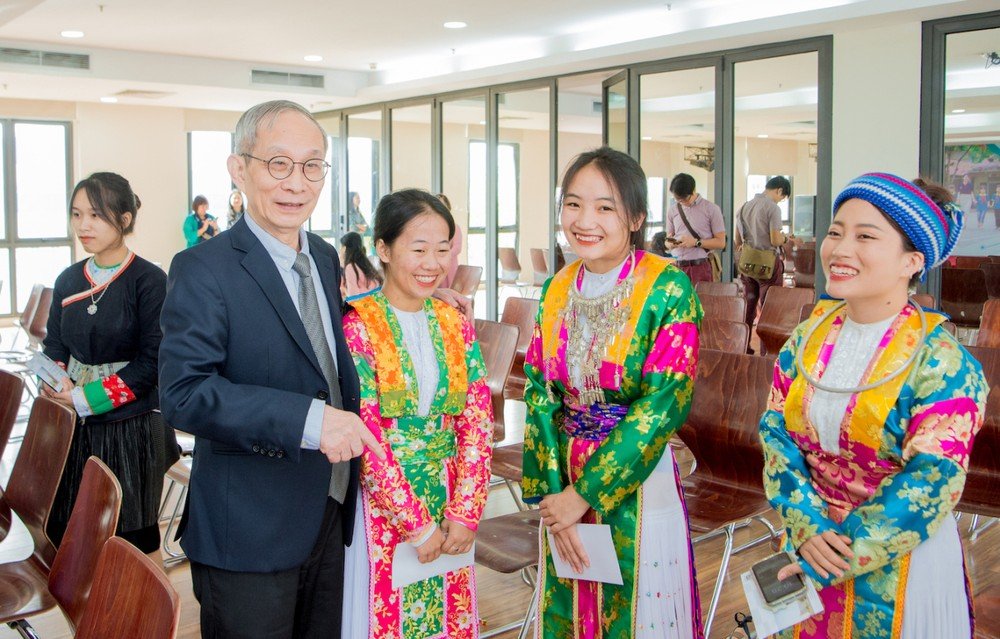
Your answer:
[292,252,349,503]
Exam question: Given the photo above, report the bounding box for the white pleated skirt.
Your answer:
[900,515,971,639]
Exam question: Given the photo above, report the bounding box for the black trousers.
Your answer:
[191,497,345,639]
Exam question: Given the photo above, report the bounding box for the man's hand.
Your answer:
[539,485,590,534]
[675,235,698,249]
[431,288,472,319]
[416,526,446,564]
[798,530,853,580]
[440,519,475,555]
[550,524,590,574]
[319,406,385,463]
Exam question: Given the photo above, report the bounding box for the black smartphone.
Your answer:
[751,553,805,606]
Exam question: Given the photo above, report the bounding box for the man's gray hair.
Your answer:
[233,100,328,156]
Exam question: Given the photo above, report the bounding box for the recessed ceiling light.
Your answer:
[951,108,966,113]
[641,136,653,141]
[303,55,323,62]
[100,96,118,104]
[443,21,467,29]
[757,134,769,138]
[60,30,84,38]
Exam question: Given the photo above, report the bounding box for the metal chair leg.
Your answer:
[704,522,736,639]
[158,479,178,521]
[8,620,40,639]
[971,516,996,542]
[161,485,188,564]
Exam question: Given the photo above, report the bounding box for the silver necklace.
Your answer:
[795,299,927,394]
[87,257,123,315]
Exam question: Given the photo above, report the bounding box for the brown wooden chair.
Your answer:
[0,284,43,358]
[956,346,1000,542]
[912,292,936,310]
[695,281,740,297]
[474,509,541,639]
[974,584,1000,639]
[952,255,989,269]
[26,287,53,350]
[991,256,1000,264]
[0,457,121,636]
[756,286,815,356]
[977,299,1000,349]
[529,248,548,286]
[982,262,1000,300]
[799,303,816,323]
[450,265,483,297]
[698,294,747,324]
[0,371,24,463]
[74,537,180,639]
[700,318,750,354]
[500,297,539,400]
[474,319,519,441]
[941,267,988,327]
[791,244,816,288]
[3,397,77,569]
[678,349,780,636]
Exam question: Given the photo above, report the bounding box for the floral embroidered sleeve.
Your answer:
[344,312,434,540]
[521,280,565,503]
[573,271,701,517]
[760,325,844,560]
[819,332,988,588]
[443,317,494,531]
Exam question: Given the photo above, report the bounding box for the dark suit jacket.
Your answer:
[159,217,360,573]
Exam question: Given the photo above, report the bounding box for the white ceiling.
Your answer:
[0,0,994,114]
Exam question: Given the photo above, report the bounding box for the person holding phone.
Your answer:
[521,147,703,638]
[42,171,177,559]
[759,173,987,638]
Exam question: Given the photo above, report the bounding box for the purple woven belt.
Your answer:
[560,402,629,441]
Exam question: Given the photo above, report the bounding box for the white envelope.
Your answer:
[391,541,475,590]
[546,524,623,585]
[739,570,824,637]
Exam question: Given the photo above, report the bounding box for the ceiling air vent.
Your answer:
[0,47,89,69]
[251,69,324,89]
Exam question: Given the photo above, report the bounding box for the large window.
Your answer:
[188,131,234,230]
[468,141,519,271]
[1,120,74,315]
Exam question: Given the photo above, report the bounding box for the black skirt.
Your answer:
[47,410,179,552]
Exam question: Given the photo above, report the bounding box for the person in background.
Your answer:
[955,173,973,217]
[227,189,246,227]
[340,188,493,639]
[437,193,464,289]
[522,147,704,638]
[991,184,1000,230]
[340,231,382,300]
[649,230,669,257]
[761,173,986,638]
[665,172,725,285]
[43,171,178,561]
[734,176,801,327]
[975,184,989,229]
[183,194,218,247]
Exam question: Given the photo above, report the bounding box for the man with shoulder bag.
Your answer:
[664,173,726,285]
[734,176,801,327]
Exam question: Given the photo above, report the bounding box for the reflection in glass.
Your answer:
[391,104,432,191]
[733,53,818,242]
[347,111,382,252]
[15,123,69,240]
[945,27,1000,256]
[605,76,628,153]
[442,96,487,316]
[189,131,234,230]
[311,136,338,233]
[639,66,717,245]
[16,246,71,310]
[497,86,550,318]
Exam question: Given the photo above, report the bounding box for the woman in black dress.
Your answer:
[42,171,177,557]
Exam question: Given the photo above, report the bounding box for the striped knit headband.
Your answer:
[833,172,964,278]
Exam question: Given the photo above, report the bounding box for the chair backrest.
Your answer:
[48,457,123,631]
[952,255,989,269]
[694,281,740,297]
[677,350,776,489]
[911,292,936,310]
[27,287,54,346]
[799,303,815,323]
[473,319,519,440]
[940,267,988,327]
[451,265,483,297]
[499,297,539,397]
[4,397,77,569]
[981,262,1000,300]
[791,245,816,288]
[756,286,815,356]
[700,318,750,354]
[698,293,747,324]
[976,299,1000,349]
[0,370,25,463]
[957,346,1000,519]
[17,284,45,331]
[529,248,548,285]
[498,247,522,282]
[74,537,180,639]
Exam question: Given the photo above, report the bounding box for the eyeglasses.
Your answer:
[242,153,329,182]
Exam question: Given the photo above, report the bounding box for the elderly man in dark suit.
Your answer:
[159,100,383,638]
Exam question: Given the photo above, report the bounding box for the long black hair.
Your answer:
[340,232,382,284]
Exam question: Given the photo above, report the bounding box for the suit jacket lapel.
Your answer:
[232,221,325,380]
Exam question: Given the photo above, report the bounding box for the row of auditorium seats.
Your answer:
[0,382,179,638]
